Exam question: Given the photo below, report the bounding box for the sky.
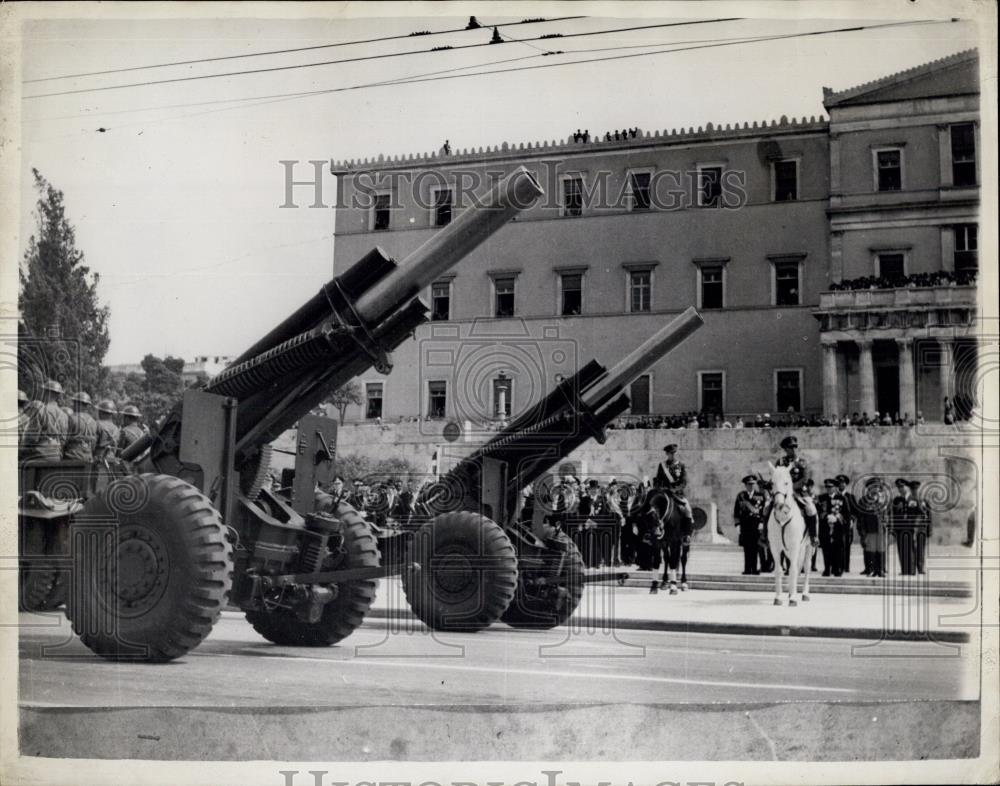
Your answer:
[12,2,987,365]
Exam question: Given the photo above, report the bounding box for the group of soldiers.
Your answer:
[733,435,933,578]
[16,380,147,463]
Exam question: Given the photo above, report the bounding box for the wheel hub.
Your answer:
[113,527,169,615]
[432,550,476,596]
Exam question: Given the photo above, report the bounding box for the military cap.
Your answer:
[587,479,599,488]
[96,399,118,415]
[909,480,921,490]
[121,404,141,418]
[741,475,757,484]
[17,389,28,403]
[663,443,678,453]
[42,379,64,394]
[894,478,909,488]
[835,474,850,485]
[70,391,92,406]
[823,478,837,487]
[865,476,883,489]
[780,435,798,449]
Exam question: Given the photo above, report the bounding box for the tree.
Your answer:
[19,169,110,395]
[324,381,363,425]
[94,354,187,427]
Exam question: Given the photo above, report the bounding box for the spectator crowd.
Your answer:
[829,269,977,291]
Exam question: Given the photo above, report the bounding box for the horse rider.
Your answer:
[117,405,145,452]
[772,435,819,548]
[20,379,69,462]
[835,474,858,572]
[93,400,120,461]
[734,474,766,575]
[63,391,98,461]
[654,444,693,526]
[816,478,847,576]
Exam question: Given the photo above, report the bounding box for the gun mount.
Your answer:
[21,166,544,661]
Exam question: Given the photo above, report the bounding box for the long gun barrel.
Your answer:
[129,166,544,474]
[428,308,704,512]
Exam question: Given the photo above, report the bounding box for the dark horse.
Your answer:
[639,488,693,595]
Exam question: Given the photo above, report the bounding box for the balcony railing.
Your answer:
[818,284,977,311]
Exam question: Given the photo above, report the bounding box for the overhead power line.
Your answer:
[23,16,586,83]
[23,19,743,99]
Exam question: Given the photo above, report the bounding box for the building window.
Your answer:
[492,376,512,418]
[697,165,723,207]
[494,276,516,317]
[629,270,652,313]
[950,123,976,187]
[372,193,391,231]
[774,260,801,306]
[427,381,447,419]
[955,224,978,272]
[628,171,652,211]
[431,280,451,321]
[560,273,583,316]
[698,371,724,413]
[562,176,583,217]
[700,266,724,309]
[874,148,902,192]
[630,374,651,415]
[772,159,798,201]
[433,188,453,226]
[365,382,383,419]
[877,252,906,281]
[775,369,802,413]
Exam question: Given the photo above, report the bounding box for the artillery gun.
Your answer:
[400,308,704,631]
[17,167,543,661]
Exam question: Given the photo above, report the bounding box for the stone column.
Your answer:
[896,337,916,421]
[822,341,840,419]
[858,338,876,417]
[938,339,954,412]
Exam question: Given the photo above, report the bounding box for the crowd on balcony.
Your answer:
[608,407,960,430]
[829,269,977,291]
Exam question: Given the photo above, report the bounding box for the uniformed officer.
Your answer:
[93,400,120,461]
[909,479,931,574]
[734,474,766,575]
[117,405,145,452]
[817,478,847,576]
[890,478,924,575]
[774,435,819,547]
[654,444,693,524]
[856,476,888,577]
[20,379,69,461]
[835,474,858,573]
[63,391,98,461]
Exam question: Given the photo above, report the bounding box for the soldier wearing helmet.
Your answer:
[63,391,98,461]
[19,379,69,461]
[94,399,120,460]
[118,405,145,452]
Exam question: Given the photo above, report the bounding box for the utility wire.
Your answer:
[24,19,956,137]
[23,19,743,99]
[23,16,586,83]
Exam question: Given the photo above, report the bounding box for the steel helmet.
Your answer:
[121,404,141,418]
[70,391,93,406]
[42,379,64,394]
[17,389,28,403]
[96,399,118,415]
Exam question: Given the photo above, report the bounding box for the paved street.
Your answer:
[19,605,978,709]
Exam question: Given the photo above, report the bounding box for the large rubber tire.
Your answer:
[245,513,378,646]
[66,473,233,662]
[502,531,586,630]
[402,511,518,633]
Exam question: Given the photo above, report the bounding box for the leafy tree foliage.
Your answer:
[95,354,189,427]
[19,169,110,396]
[323,381,363,425]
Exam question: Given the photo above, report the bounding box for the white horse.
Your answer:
[766,462,814,606]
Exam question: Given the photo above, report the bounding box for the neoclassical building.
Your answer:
[329,50,980,425]
[814,49,980,422]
